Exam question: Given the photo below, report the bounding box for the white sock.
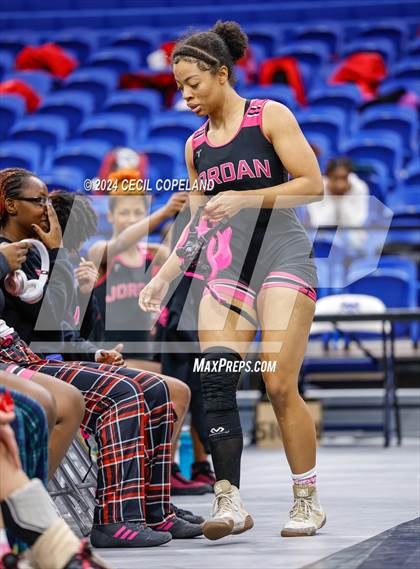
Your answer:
[292,466,317,486]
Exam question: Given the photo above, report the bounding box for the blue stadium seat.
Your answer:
[62,68,118,109]
[304,132,333,172]
[88,47,141,73]
[341,131,404,180]
[246,26,282,59]
[37,90,95,134]
[78,112,137,147]
[355,21,408,56]
[50,139,112,180]
[339,37,396,65]
[308,84,363,116]
[378,77,420,96]
[356,169,387,202]
[296,106,347,153]
[390,59,420,80]
[104,88,161,121]
[239,85,297,111]
[0,95,26,140]
[406,37,420,58]
[347,258,418,341]
[140,139,183,182]
[110,28,159,65]
[275,41,330,69]
[387,187,420,209]
[0,141,42,171]
[147,112,202,145]
[292,23,342,55]
[0,33,40,57]
[42,166,86,193]
[50,29,98,63]
[358,104,418,155]
[4,70,54,97]
[401,160,420,188]
[9,115,69,149]
[0,50,14,80]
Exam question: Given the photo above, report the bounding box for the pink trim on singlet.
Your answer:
[4,364,36,380]
[257,99,272,143]
[261,282,317,302]
[265,271,313,287]
[261,272,317,302]
[203,278,256,308]
[242,99,267,128]
[203,100,254,149]
[191,126,206,152]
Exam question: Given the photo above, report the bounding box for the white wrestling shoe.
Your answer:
[203,480,254,541]
[281,484,326,537]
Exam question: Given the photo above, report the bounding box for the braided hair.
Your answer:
[172,20,248,85]
[0,168,37,228]
[50,190,98,251]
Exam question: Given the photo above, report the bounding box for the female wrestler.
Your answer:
[140,20,326,540]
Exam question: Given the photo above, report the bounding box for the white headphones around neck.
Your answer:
[4,239,50,304]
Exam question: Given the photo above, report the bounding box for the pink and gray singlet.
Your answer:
[177,98,318,312]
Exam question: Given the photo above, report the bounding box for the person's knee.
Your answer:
[34,387,57,433]
[200,348,243,442]
[262,369,299,408]
[165,376,191,414]
[65,385,85,426]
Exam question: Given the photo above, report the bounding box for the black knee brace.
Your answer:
[200,347,243,440]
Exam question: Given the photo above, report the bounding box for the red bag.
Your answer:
[120,71,177,107]
[330,52,387,99]
[16,42,78,79]
[0,79,41,112]
[259,56,307,106]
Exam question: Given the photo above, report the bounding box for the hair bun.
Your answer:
[212,20,248,63]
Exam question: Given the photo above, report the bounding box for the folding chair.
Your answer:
[48,435,98,537]
[302,293,401,447]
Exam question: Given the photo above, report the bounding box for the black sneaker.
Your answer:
[171,503,205,525]
[90,522,172,548]
[155,516,203,539]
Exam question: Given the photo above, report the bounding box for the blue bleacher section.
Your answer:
[0,0,419,327]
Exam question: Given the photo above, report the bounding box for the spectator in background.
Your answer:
[306,157,369,252]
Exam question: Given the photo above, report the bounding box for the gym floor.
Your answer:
[99,440,420,569]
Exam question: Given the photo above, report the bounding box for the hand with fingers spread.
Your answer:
[75,258,99,295]
[31,203,63,249]
[138,276,169,313]
[95,343,125,366]
[0,241,32,272]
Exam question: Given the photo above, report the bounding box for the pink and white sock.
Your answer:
[292,466,317,487]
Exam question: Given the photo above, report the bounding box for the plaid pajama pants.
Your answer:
[0,337,174,527]
[0,386,49,552]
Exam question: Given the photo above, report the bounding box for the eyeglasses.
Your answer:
[14,197,52,207]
